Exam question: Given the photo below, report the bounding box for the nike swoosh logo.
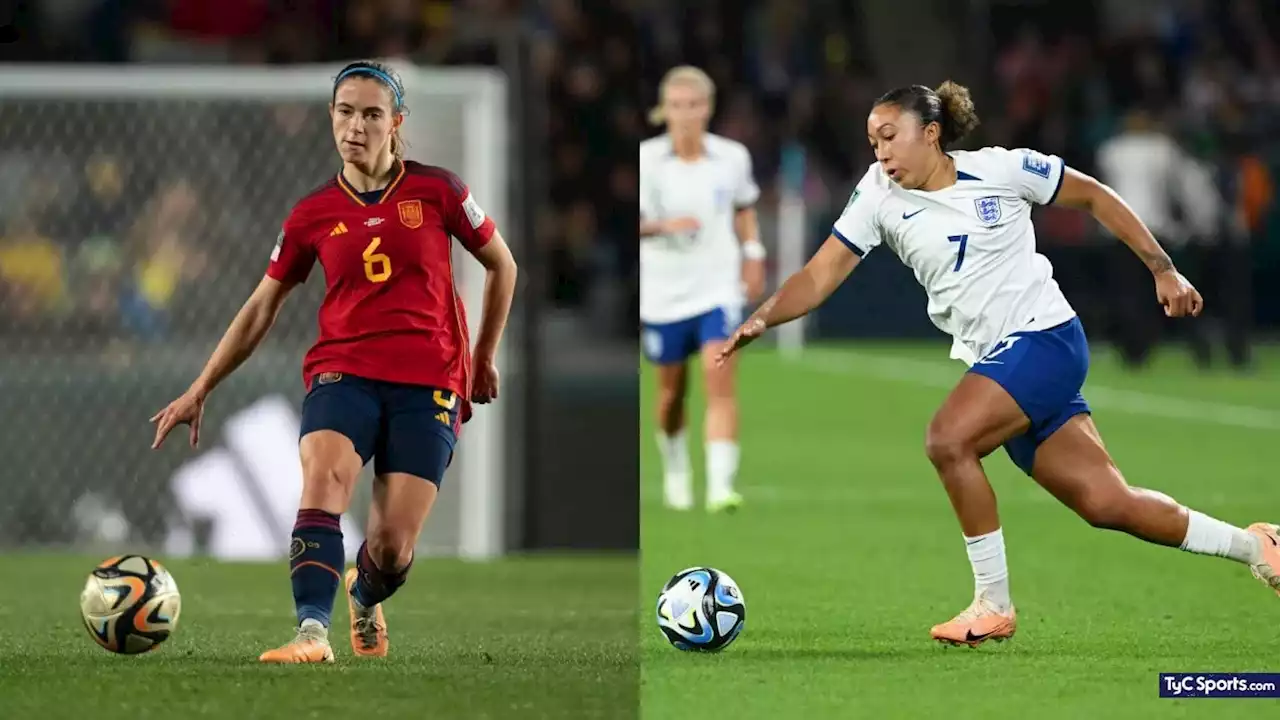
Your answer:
[902,209,925,220]
[965,629,995,643]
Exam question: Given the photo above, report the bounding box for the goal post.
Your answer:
[0,63,510,561]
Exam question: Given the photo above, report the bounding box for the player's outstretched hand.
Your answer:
[715,316,767,368]
[150,390,206,449]
[471,356,500,404]
[1154,269,1203,318]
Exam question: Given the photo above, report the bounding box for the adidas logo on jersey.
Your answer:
[435,411,450,425]
[330,222,349,236]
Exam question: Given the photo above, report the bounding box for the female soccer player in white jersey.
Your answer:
[639,66,766,512]
[716,81,1280,646]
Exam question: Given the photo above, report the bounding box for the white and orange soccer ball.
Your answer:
[79,555,182,655]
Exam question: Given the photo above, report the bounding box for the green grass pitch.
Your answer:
[1,553,637,719]
[641,341,1280,719]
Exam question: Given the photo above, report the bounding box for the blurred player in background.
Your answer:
[717,81,1280,646]
[640,66,765,513]
[149,60,518,663]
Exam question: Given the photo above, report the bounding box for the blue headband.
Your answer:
[335,67,403,109]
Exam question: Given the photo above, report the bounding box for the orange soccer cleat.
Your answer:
[344,568,389,657]
[930,593,1017,648]
[257,624,335,664]
[1246,523,1280,596]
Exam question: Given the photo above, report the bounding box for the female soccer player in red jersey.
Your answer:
[149,60,518,663]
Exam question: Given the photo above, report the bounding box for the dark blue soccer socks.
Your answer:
[351,540,412,608]
[290,509,344,627]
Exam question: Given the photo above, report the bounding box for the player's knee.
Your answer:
[924,424,972,470]
[300,463,357,511]
[300,442,359,510]
[300,432,361,504]
[1075,486,1136,530]
[656,388,686,429]
[365,527,414,572]
[702,369,735,400]
[656,386,682,411]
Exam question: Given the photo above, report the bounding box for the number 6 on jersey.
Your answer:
[363,236,392,282]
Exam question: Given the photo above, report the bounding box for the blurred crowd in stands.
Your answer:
[636,0,1280,365]
[0,0,640,343]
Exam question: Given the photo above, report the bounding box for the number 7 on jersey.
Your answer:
[947,234,969,272]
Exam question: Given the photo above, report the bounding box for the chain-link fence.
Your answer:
[0,65,512,560]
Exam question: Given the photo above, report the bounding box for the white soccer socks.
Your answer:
[964,528,1012,612]
[657,430,692,509]
[1179,509,1262,564]
[706,440,740,507]
[656,433,740,510]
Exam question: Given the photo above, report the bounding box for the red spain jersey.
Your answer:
[266,160,496,424]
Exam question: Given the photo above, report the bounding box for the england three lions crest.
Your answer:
[714,186,730,208]
[974,196,1002,225]
[398,199,424,229]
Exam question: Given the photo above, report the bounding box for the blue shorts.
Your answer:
[299,373,460,485]
[967,317,1092,476]
[641,306,741,365]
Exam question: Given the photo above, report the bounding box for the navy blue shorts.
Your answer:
[299,372,460,485]
[966,317,1092,476]
[641,305,742,365]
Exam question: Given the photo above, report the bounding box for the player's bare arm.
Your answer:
[467,228,517,404]
[735,206,766,302]
[640,216,700,237]
[150,274,298,449]
[716,235,862,365]
[1052,166,1203,318]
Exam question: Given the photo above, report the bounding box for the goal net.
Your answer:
[0,63,509,561]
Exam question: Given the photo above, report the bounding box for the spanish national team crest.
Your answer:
[974,196,1002,225]
[398,199,424,229]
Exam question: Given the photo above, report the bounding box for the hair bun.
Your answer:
[935,80,980,146]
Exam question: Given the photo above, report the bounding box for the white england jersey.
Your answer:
[639,133,760,324]
[833,147,1077,365]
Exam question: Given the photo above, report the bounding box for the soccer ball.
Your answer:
[79,555,182,655]
[655,566,745,652]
